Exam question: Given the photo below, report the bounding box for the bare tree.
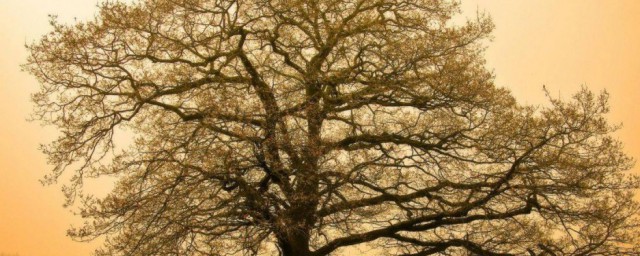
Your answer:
[25,0,640,255]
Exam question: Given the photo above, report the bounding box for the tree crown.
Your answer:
[26,0,640,255]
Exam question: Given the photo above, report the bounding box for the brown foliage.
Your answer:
[25,0,640,255]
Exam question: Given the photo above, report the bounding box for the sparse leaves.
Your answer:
[25,0,640,255]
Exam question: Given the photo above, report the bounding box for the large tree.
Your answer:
[25,0,640,255]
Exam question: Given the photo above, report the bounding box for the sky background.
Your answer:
[1,1,639,255]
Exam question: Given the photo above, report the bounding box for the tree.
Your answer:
[25,0,640,255]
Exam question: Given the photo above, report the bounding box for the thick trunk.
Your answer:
[278,232,312,256]
[277,81,322,256]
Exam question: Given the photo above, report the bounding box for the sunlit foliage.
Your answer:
[26,0,640,255]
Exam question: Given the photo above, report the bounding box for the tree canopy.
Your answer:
[25,0,640,255]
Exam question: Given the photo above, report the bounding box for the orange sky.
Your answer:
[1,1,639,255]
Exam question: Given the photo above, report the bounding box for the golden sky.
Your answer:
[1,1,639,255]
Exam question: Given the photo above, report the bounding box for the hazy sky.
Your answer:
[1,1,639,255]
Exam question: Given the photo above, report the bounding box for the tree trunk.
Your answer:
[278,231,312,256]
[277,81,322,256]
